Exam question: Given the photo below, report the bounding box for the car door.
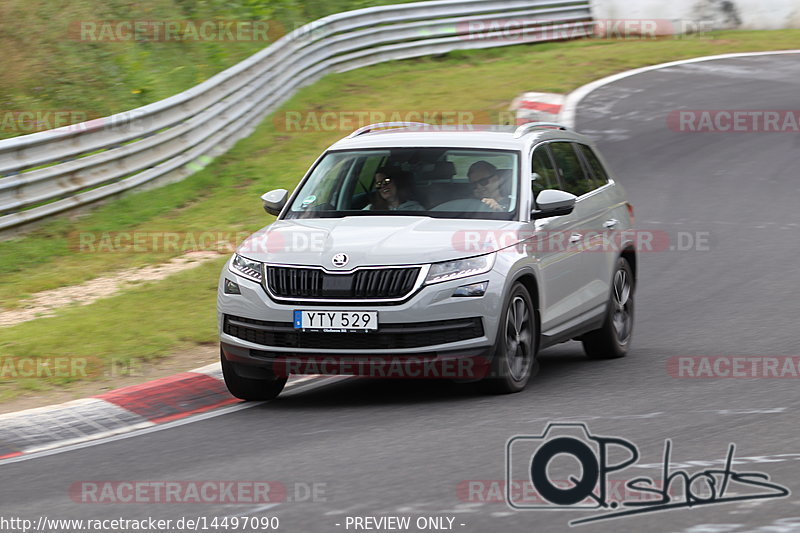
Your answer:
[574,143,624,309]
[527,143,586,338]
[546,141,611,326]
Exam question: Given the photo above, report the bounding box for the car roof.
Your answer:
[327,124,592,151]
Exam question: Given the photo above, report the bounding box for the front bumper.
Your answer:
[221,341,493,380]
[217,259,506,377]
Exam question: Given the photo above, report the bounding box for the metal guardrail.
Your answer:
[0,0,592,233]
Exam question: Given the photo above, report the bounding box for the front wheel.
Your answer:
[482,283,538,394]
[582,257,634,359]
[220,349,287,401]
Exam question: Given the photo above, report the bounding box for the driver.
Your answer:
[364,168,424,211]
[467,161,510,211]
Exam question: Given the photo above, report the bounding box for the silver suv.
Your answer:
[217,122,636,400]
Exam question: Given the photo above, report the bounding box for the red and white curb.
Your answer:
[510,91,565,125]
[0,363,317,460]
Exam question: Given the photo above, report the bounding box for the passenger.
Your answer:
[468,160,510,211]
[364,168,424,211]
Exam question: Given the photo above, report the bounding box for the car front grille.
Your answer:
[223,314,484,350]
[265,266,420,300]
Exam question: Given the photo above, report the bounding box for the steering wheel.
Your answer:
[430,198,495,212]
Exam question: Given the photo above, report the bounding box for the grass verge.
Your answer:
[0,0,424,140]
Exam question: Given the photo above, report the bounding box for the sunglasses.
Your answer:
[470,174,496,187]
[374,178,393,188]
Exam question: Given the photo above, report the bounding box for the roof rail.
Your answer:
[346,122,431,138]
[513,122,569,138]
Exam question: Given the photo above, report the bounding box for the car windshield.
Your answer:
[284,148,519,220]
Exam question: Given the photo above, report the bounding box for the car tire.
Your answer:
[582,257,634,359]
[220,349,287,401]
[482,282,538,394]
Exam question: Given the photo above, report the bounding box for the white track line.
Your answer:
[0,376,349,466]
[560,50,800,128]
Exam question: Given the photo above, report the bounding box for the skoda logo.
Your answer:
[332,253,349,267]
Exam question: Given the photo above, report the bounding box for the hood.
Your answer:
[237,216,523,268]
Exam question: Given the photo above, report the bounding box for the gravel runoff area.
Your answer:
[0,251,223,327]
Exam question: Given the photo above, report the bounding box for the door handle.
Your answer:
[604,218,619,230]
[569,233,582,244]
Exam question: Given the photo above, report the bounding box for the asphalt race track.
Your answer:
[1,53,799,533]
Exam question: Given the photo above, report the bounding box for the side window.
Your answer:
[577,144,610,185]
[531,146,557,196]
[550,142,596,197]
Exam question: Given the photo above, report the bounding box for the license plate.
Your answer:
[293,310,378,332]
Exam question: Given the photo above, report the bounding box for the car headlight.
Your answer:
[424,253,495,285]
[229,254,263,282]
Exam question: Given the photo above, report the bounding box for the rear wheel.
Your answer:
[482,283,538,394]
[582,257,634,359]
[220,349,287,401]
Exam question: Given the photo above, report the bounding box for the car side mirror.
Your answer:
[261,189,288,216]
[531,189,577,219]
